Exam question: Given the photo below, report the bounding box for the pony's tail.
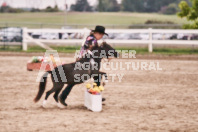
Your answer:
[34,71,51,102]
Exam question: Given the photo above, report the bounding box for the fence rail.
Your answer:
[23,28,198,52]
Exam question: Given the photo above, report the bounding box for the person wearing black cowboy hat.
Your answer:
[58,26,108,106]
[77,25,108,59]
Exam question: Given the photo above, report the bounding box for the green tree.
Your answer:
[160,3,178,14]
[121,0,136,12]
[44,5,59,12]
[0,6,24,13]
[107,0,120,12]
[97,0,120,12]
[121,0,190,12]
[177,0,198,29]
[98,0,104,12]
[30,8,41,12]
[71,0,92,12]
[0,6,10,12]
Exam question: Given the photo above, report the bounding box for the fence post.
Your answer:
[22,27,27,51]
[148,28,153,53]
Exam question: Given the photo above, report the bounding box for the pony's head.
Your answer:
[99,42,119,58]
[90,42,119,60]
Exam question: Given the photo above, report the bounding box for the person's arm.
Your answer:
[84,36,97,49]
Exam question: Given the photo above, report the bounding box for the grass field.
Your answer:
[1,45,198,55]
[0,12,188,28]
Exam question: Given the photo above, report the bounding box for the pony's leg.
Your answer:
[54,89,65,108]
[42,83,64,107]
[58,84,75,106]
[53,89,61,103]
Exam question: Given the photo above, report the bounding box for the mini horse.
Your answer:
[34,42,118,107]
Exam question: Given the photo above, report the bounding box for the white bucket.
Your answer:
[84,90,102,112]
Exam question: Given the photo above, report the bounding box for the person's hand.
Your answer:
[88,45,93,50]
[102,41,107,45]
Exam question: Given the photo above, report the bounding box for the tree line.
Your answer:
[70,0,191,14]
[1,0,197,28]
[0,5,59,13]
[0,0,191,14]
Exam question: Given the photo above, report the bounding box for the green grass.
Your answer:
[0,12,189,28]
[0,45,81,53]
[115,47,198,55]
[0,45,22,51]
[1,45,198,55]
[51,45,81,53]
[153,48,198,55]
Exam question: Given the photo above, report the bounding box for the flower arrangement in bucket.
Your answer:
[86,83,104,95]
[84,83,105,112]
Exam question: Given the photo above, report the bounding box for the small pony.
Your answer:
[34,42,118,107]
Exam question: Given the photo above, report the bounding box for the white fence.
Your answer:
[22,28,198,52]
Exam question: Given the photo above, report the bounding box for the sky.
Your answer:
[0,0,122,10]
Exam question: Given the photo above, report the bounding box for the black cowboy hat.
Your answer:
[92,25,108,36]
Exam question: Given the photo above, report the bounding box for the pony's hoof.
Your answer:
[57,103,66,109]
[42,100,47,108]
[58,96,68,106]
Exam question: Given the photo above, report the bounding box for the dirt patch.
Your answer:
[0,56,198,131]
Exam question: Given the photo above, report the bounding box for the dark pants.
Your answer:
[93,75,101,86]
[60,75,101,101]
[60,84,75,101]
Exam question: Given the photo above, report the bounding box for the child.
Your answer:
[58,26,108,106]
[77,25,108,60]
